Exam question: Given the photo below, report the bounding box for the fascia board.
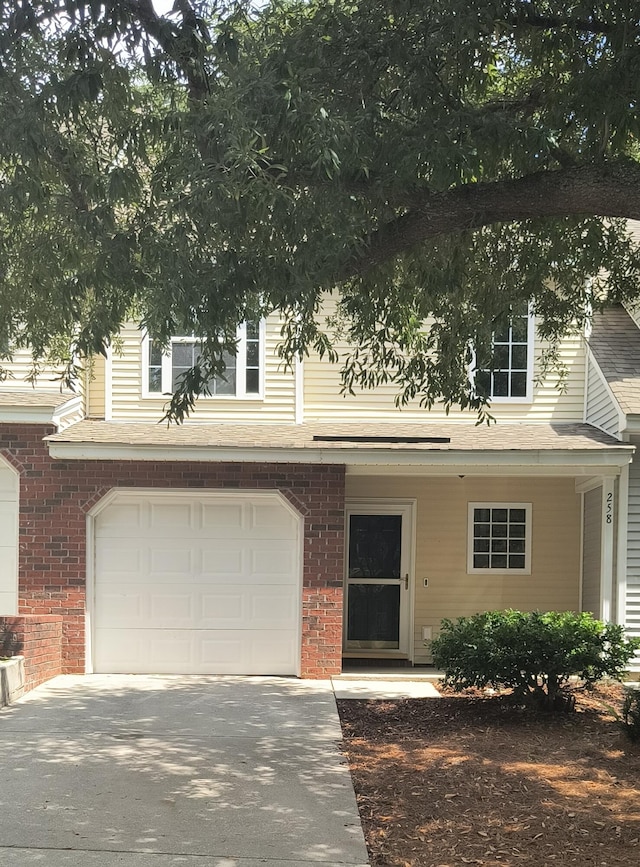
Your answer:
[46,441,634,472]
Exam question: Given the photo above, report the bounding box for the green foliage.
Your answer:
[431,610,640,711]
[621,689,640,741]
[1,2,640,418]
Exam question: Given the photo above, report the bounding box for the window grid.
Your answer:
[475,304,532,401]
[468,503,531,573]
[145,322,262,398]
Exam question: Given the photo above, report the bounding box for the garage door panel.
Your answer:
[201,502,245,534]
[94,492,301,675]
[149,501,193,529]
[96,503,144,533]
[97,583,297,630]
[95,628,298,675]
[149,546,198,575]
[96,542,143,574]
[247,503,298,537]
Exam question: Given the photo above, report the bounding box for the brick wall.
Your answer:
[0,424,346,678]
[0,614,63,691]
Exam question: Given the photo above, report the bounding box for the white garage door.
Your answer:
[93,491,301,675]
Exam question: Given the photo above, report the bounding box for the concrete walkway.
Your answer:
[0,675,369,867]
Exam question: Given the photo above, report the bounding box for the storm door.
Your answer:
[344,503,413,655]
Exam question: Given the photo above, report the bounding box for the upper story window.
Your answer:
[144,321,264,398]
[473,304,534,402]
[468,503,532,574]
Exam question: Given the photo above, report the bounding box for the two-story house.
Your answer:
[0,299,639,682]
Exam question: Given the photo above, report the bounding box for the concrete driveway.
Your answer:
[0,675,369,867]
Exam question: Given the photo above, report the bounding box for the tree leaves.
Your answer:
[0,1,640,419]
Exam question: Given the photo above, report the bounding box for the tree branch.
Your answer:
[342,159,640,279]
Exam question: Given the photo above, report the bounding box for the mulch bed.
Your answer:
[338,684,640,867]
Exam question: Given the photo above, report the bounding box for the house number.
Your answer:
[606,492,613,524]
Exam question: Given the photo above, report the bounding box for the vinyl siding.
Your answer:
[585,355,621,437]
[304,318,586,423]
[345,475,581,664]
[109,317,296,422]
[85,354,106,418]
[0,348,69,393]
[581,487,602,617]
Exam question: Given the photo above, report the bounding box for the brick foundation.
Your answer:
[0,614,63,691]
[0,424,346,678]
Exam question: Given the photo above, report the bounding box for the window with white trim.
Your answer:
[468,503,532,574]
[473,304,534,401]
[145,321,263,398]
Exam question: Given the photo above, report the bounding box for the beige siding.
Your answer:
[581,487,602,617]
[110,318,297,422]
[346,475,582,664]
[85,354,106,418]
[304,329,586,424]
[0,348,69,392]
[585,355,620,436]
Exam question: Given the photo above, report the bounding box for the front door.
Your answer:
[344,502,413,657]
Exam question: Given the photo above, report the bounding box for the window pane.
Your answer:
[491,538,507,553]
[246,368,260,394]
[493,523,508,538]
[149,341,163,366]
[474,522,490,538]
[474,508,491,522]
[508,554,526,569]
[148,367,162,392]
[474,554,490,569]
[347,584,400,644]
[511,316,529,341]
[509,539,526,554]
[491,554,508,569]
[213,371,236,395]
[510,509,526,523]
[349,515,402,578]
[511,345,528,369]
[474,539,490,553]
[492,509,507,522]
[172,342,194,368]
[510,523,526,539]
[492,345,510,369]
[246,342,260,367]
[475,371,490,398]
[492,372,509,396]
[510,372,527,397]
[246,320,260,339]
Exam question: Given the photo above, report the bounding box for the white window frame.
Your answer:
[472,305,535,403]
[467,502,532,575]
[141,320,265,400]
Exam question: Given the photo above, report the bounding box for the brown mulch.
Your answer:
[338,684,640,867]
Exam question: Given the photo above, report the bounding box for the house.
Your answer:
[0,297,639,686]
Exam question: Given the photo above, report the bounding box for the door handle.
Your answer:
[404,573,409,589]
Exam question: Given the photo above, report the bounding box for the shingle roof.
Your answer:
[0,389,76,409]
[46,420,624,452]
[589,306,640,415]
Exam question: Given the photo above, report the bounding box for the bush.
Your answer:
[621,689,640,741]
[431,610,640,711]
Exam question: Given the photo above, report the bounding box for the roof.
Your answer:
[46,419,624,451]
[589,306,640,415]
[0,389,76,409]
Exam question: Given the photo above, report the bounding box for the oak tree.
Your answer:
[1,0,640,418]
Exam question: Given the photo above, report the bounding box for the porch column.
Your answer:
[600,477,615,622]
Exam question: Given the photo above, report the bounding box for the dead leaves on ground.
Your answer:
[338,686,640,867]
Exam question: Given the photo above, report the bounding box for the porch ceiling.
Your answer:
[45,420,634,475]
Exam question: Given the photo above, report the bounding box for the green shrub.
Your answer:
[431,610,640,711]
[621,689,640,741]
